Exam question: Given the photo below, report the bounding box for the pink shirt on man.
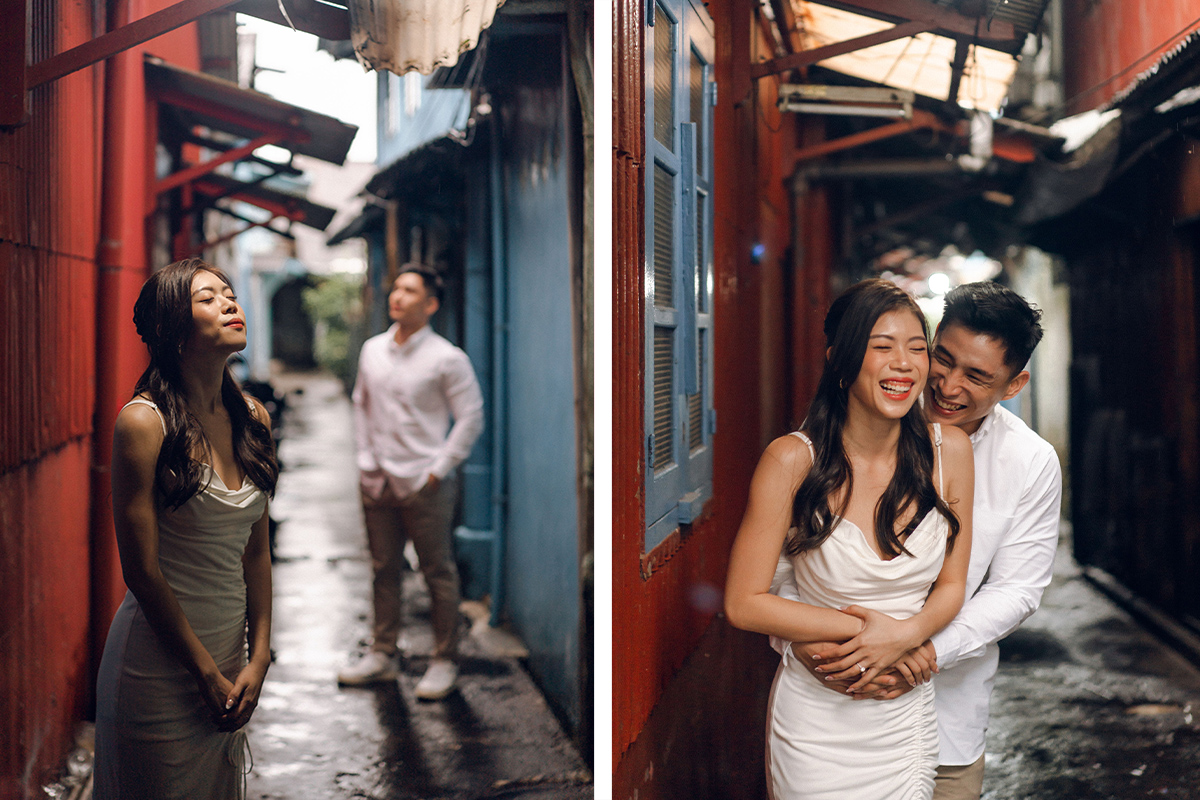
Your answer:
[352,324,484,500]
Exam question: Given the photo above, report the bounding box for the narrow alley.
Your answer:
[982,531,1200,799]
[245,372,591,800]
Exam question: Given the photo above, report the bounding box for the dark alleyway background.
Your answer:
[981,530,1200,799]
[244,371,591,800]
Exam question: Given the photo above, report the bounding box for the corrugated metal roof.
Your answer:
[1105,26,1200,110]
[145,57,358,165]
[814,0,1048,55]
[931,0,1049,45]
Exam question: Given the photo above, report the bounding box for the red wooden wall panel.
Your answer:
[1062,0,1200,113]
[0,0,102,794]
[613,0,832,784]
[1,0,205,792]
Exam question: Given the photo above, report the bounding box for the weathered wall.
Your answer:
[1061,0,1200,112]
[1,2,203,793]
[0,0,102,792]
[613,0,832,795]
[1051,134,1200,632]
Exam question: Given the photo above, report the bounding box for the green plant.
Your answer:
[302,274,364,382]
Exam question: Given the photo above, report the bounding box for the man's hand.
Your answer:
[855,640,937,701]
[796,639,938,700]
[792,641,902,698]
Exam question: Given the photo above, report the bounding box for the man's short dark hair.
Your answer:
[397,263,445,303]
[938,281,1044,374]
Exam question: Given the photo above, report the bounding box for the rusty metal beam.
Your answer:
[792,107,957,162]
[824,0,1016,42]
[769,0,804,54]
[193,177,302,220]
[946,38,970,107]
[27,0,241,90]
[751,20,932,79]
[203,216,295,251]
[154,132,282,195]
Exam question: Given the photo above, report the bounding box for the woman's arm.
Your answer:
[818,425,975,690]
[220,395,274,731]
[910,424,974,638]
[110,403,233,719]
[724,436,866,644]
[222,501,272,731]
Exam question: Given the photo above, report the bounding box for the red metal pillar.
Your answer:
[790,118,834,425]
[90,0,152,675]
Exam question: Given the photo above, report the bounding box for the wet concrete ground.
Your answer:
[983,530,1200,799]
[245,372,591,800]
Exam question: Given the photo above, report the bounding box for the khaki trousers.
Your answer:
[933,754,985,800]
[362,473,460,660]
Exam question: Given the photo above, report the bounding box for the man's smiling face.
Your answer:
[925,321,1029,435]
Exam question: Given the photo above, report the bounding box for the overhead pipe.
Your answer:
[795,156,984,183]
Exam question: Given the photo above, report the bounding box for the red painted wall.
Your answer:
[1,1,203,794]
[613,0,832,793]
[1062,0,1200,112]
[1,1,103,794]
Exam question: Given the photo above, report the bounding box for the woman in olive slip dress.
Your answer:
[95,258,278,799]
[725,279,975,800]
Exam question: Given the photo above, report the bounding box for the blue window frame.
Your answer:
[644,0,716,550]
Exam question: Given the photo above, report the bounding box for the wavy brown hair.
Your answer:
[787,279,960,559]
[131,258,278,509]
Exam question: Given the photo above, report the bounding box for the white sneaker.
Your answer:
[414,659,458,700]
[337,651,398,686]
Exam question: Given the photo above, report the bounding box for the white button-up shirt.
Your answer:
[770,405,1062,765]
[352,324,484,500]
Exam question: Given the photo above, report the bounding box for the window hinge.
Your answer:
[710,82,718,107]
[647,0,655,26]
[706,408,718,435]
[646,434,654,464]
[677,489,704,524]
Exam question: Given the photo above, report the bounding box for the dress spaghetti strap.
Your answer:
[788,430,816,463]
[122,398,167,437]
[932,423,944,496]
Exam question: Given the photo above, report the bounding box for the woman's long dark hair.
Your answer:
[787,279,960,559]
[132,258,278,509]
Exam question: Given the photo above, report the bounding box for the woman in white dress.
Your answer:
[94,258,277,799]
[725,279,974,800]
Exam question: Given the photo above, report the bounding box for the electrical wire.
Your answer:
[1031,13,1200,122]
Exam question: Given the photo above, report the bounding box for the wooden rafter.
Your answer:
[752,19,933,79]
[822,0,1016,43]
[792,108,958,162]
[27,0,241,90]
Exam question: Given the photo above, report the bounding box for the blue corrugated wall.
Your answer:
[495,27,581,732]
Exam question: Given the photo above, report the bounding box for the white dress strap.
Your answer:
[932,423,944,496]
[788,430,816,463]
[122,398,167,437]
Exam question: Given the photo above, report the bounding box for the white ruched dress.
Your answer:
[767,429,948,800]
[94,399,267,800]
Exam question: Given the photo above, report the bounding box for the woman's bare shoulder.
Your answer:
[114,397,165,448]
[760,433,815,481]
[936,424,973,462]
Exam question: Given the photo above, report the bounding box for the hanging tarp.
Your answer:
[345,0,505,75]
